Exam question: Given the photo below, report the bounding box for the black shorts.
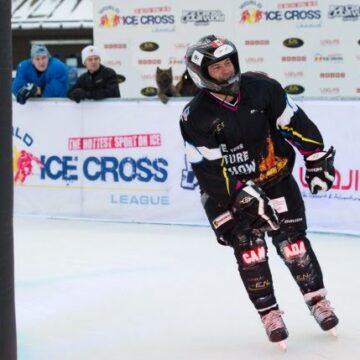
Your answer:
[265,175,307,235]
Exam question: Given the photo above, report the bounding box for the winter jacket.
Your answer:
[12,58,68,98]
[67,65,120,100]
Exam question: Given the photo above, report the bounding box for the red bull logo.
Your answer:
[100,13,121,28]
[13,147,43,184]
[240,8,263,23]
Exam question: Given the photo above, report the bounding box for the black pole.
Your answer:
[0,0,17,359]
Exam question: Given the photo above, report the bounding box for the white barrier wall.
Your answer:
[13,99,360,234]
[93,0,360,99]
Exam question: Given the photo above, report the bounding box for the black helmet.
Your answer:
[185,35,241,96]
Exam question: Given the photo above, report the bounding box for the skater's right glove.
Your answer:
[231,181,280,233]
[16,82,37,105]
[304,147,336,194]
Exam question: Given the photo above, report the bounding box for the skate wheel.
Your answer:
[277,340,287,352]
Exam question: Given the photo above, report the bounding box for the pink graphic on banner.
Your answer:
[68,133,162,150]
[14,150,43,184]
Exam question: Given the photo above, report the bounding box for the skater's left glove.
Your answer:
[305,147,336,194]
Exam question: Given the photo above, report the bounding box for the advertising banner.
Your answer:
[93,0,360,99]
[13,99,360,234]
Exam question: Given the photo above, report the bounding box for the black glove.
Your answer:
[231,181,280,233]
[69,88,86,103]
[305,147,336,194]
[16,83,37,105]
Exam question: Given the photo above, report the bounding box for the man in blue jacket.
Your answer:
[12,44,68,104]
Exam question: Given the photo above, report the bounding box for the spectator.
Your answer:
[12,44,68,105]
[68,45,120,103]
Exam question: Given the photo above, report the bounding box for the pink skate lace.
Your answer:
[261,310,285,333]
[310,299,335,322]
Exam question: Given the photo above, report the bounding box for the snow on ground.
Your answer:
[15,217,360,360]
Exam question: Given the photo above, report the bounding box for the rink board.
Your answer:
[13,99,360,234]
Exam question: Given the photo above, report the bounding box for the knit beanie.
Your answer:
[81,45,101,65]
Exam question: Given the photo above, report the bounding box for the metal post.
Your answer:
[0,0,18,358]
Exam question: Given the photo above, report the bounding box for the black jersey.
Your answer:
[180,74,324,207]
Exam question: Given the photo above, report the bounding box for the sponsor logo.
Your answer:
[174,42,190,49]
[134,6,172,14]
[181,154,198,190]
[320,39,340,46]
[181,10,225,25]
[242,246,266,265]
[245,56,264,64]
[284,84,305,94]
[110,194,170,206]
[284,71,304,78]
[249,280,270,291]
[314,53,343,63]
[212,211,233,229]
[191,50,204,66]
[239,1,264,24]
[281,55,306,61]
[68,133,161,151]
[139,41,159,52]
[245,39,270,45]
[103,60,122,67]
[99,6,175,28]
[13,127,42,184]
[134,7,171,14]
[296,273,312,283]
[141,87,158,97]
[319,87,340,94]
[213,44,234,58]
[328,5,360,21]
[138,59,161,65]
[277,2,319,9]
[283,217,303,224]
[116,74,126,84]
[283,37,304,48]
[266,9,321,20]
[104,43,127,49]
[283,240,306,260]
[320,72,345,78]
[169,57,185,65]
[141,74,156,81]
[239,1,321,26]
[99,6,121,28]
[210,39,225,48]
[40,155,168,183]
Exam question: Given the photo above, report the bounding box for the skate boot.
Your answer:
[261,309,289,345]
[304,289,339,332]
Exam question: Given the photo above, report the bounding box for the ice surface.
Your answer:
[15,217,360,360]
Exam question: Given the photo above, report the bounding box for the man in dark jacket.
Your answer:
[68,45,120,103]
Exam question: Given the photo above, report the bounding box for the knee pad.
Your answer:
[233,233,268,270]
[272,231,310,265]
[233,234,275,306]
[272,231,324,293]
